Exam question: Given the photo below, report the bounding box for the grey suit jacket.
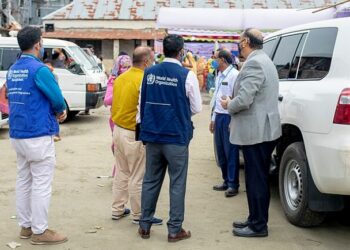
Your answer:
[228,49,281,146]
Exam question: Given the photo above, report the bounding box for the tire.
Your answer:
[67,110,79,120]
[279,142,326,227]
[61,100,78,123]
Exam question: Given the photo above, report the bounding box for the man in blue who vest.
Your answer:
[7,26,68,245]
[138,35,202,242]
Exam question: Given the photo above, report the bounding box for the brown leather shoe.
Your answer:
[138,227,150,239]
[168,228,191,243]
[20,227,33,239]
[31,229,68,245]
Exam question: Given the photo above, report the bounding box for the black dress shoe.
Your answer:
[225,188,238,197]
[168,228,191,243]
[138,227,150,239]
[233,226,268,237]
[213,184,228,191]
[232,220,249,228]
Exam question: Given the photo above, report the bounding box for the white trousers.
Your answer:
[11,136,56,234]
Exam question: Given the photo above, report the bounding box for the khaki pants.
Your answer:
[112,125,145,219]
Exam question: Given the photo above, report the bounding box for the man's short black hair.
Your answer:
[243,28,263,50]
[86,44,94,49]
[163,35,184,58]
[218,50,233,65]
[17,26,42,51]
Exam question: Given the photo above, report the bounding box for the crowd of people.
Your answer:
[156,48,240,94]
[5,25,281,245]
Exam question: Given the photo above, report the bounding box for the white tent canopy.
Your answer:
[156,7,336,31]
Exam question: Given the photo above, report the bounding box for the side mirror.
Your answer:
[68,62,84,75]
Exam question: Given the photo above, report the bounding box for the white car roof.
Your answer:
[0,37,77,47]
[265,17,350,40]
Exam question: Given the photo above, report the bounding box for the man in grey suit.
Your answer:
[221,28,281,237]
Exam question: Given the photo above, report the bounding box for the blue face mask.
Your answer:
[40,47,45,59]
[211,60,219,70]
[180,51,185,62]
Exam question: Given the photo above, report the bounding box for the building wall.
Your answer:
[119,40,135,58]
[102,40,114,73]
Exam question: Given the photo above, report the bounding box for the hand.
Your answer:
[56,110,67,123]
[220,96,231,110]
[209,121,215,134]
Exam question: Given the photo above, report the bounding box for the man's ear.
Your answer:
[33,42,40,51]
[244,38,250,47]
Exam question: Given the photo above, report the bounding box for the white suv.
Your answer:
[264,17,350,227]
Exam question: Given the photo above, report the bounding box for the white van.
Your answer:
[0,37,107,120]
[264,17,350,227]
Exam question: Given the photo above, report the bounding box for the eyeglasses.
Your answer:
[238,40,246,45]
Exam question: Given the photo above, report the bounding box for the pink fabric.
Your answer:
[109,117,114,132]
[104,75,116,107]
[105,55,131,107]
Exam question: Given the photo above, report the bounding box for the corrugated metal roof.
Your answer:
[43,0,342,20]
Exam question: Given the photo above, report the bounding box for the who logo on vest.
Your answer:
[147,74,156,85]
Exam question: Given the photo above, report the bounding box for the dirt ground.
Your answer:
[1,98,350,250]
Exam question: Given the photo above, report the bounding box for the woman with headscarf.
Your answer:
[104,54,132,110]
[103,54,132,176]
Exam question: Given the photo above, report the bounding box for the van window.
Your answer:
[272,34,304,80]
[68,46,96,71]
[296,28,338,80]
[263,38,277,58]
[0,48,21,71]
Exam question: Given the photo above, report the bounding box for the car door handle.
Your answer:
[278,95,283,102]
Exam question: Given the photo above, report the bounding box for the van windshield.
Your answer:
[68,46,98,70]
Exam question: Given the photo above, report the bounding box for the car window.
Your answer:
[272,34,304,80]
[297,28,338,80]
[288,34,307,79]
[0,48,21,71]
[263,38,277,58]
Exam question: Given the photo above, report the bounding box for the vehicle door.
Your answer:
[268,32,308,124]
[0,47,21,125]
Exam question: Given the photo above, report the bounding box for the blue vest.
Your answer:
[6,55,59,139]
[140,62,193,145]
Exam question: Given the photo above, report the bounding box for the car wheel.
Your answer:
[67,110,79,120]
[61,101,78,123]
[279,142,326,227]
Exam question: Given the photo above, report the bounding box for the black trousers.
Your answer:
[241,140,277,232]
